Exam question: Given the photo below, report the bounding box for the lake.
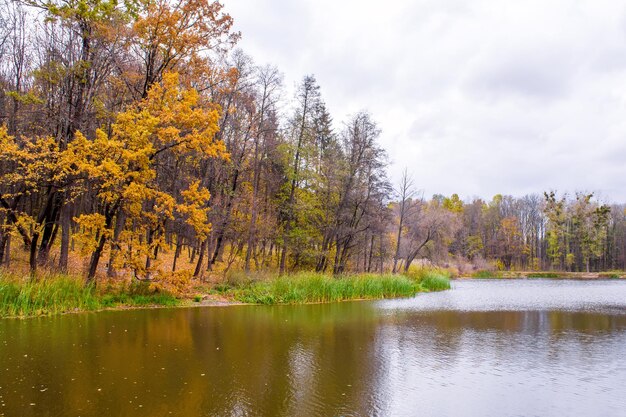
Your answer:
[1,279,625,416]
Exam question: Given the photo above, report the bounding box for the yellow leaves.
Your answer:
[137,72,225,159]
[0,126,80,194]
[5,91,44,105]
[122,182,149,216]
[181,180,211,204]
[179,181,211,240]
[154,269,192,296]
[65,71,225,277]
[14,213,40,235]
[132,0,237,71]
[500,217,521,238]
[86,72,224,230]
[0,126,20,167]
[153,192,176,220]
[1,68,225,279]
[443,194,464,214]
[74,214,108,255]
[0,125,10,142]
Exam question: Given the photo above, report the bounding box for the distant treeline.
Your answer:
[391,190,625,273]
[0,1,622,286]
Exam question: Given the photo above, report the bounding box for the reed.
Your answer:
[0,272,179,318]
[403,267,452,291]
[223,272,422,305]
[0,274,100,317]
[418,272,452,291]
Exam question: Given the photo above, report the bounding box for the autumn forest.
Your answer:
[2,2,626,416]
[0,0,625,294]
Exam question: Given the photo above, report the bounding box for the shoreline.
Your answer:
[464,271,626,280]
[3,272,625,320]
[0,298,243,320]
[0,272,449,319]
[0,292,432,320]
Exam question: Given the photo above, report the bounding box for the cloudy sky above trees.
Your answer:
[227,0,626,201]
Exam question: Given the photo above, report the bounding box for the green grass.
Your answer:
[598,272,622,279]
[0,273,179,318]
[0,276,100,317]
[471,270,503,278]
[99,292,179,308]
[219,272,424,305]
[404,268,452,291]
[526,272,560,278]
[1,269,453,316]
[419,272,451,291]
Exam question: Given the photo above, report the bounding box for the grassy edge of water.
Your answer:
[215,271,451,305]
[0,270,452,318]
[0,274,180,318]
[469,270,626,279]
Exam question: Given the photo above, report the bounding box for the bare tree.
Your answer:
[402,200,460,272]
[392,168,415,273]
[244,64,282,272]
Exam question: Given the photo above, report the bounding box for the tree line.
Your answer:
[0,0,393,283]
[391,188,626,273]
[0,0,624,285]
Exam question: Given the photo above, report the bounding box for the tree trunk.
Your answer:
[194,239,207,278]
[86,203,118,283]
[172,235,182,272]
[392,206,405,274]
[404,236,431,273]
[209,231,225,269]
[279,242,287,275]
[29,233,39,278]
[315,235,332,272]
[367,234,375,273]
[0,232,7,267]
[59,200,71,272]
[87,233,106,285]
[37,191,62,266]
[107,211,126,278]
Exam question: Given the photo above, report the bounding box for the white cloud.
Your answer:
[226,0,626,202]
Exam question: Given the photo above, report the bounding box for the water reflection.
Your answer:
[0,302,384,417]
[1,280,625,417]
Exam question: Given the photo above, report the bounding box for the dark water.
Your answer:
[1,279,626,417]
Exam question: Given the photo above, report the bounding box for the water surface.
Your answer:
[1,279,625,416]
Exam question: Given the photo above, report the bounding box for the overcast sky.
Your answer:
[226,0,626,202]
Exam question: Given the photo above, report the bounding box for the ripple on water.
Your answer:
[378,279,626,314]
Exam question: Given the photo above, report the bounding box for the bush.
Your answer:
[154,270,192,296]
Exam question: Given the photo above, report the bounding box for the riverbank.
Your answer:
[0,274,181,318]
[214,271,449,304]
[468,270,626,279]
[0,270,450,318]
